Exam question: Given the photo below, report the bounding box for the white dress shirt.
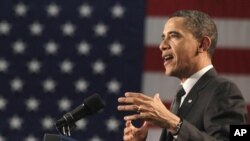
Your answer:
[180,65,213,106]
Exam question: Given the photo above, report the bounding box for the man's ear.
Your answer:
[198,36,211,53]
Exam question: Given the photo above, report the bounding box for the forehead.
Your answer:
[163,17,189,33]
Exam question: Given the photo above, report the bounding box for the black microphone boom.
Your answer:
[55,94,105,129]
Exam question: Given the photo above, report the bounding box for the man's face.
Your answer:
[160,17,200,79]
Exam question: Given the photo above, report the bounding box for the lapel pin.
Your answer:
[188,99,192,103]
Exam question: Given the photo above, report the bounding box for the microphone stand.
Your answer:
[61,123,76,136]
[55,113,76,137]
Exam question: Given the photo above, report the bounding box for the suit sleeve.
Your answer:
[176,81,248,141]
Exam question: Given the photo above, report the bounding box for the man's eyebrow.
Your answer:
[168,31,180,35]
[162,31,180,39]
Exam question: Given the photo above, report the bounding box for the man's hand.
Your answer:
[118,92,181,133]
[123,120,149,141]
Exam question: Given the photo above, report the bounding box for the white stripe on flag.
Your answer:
[145,16,250,48]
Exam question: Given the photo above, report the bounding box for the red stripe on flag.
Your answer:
[213,49,250,74]
[144,47,250,74]
[144,47,162,72]
[147,0,250,18]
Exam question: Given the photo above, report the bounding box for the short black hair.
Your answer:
[170,10,218,58]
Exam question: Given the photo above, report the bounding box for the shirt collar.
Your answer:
[182,65,213,95]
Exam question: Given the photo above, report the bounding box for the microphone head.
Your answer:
[55,94,105,133]
[83,94,105,114]
[70,94,105,121]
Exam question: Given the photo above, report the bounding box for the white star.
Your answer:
[0,135,5,141]
[61,22,76,36]
[111,4,125,18]
[45,40,59,55]
[0,96,8,110]
[41,116,54,130]
[92,60,106,74]
[107,79,121,94]
[76,119,87,130]
[94,22,108,37]
[0,59,9,72]
[0,21,11,35]
[10,78,24,92]
[29,22,43,36]
[77,41,91,55]
[89,135,103,141]
[75,78,89,92]
[109,42,123,56]
[106,117,120,131]
[14,2,28,16]
[79,3,92,17]
[57,97,72,111]
[43,78,56,92]
[46,3,60,17]
[60,59,74,74]
[24,134,38,141]
[12,40,26,54]
[25,97,39,111]
[9,115,23,130]
[27,59,42,73]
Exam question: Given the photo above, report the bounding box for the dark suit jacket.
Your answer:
[159,68,248,141]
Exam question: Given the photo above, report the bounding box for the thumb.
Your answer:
[125,120,132,127]
[154,93,165,106]
[141,121,151,129]
[154,93,161,102]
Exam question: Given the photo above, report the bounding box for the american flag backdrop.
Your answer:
[0,0,145,141]
[0,0,250,141]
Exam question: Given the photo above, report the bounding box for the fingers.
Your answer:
[125,92,152,101]
[118,92,153,111]
[123,134,134,141]
[117,104,139,111]
[124,121,134,141]
[123,120,150,141]
[117,92,151,114]
[118,103,149,115]
[124,114,140,121]
[123,134,133,141]
[118,96,142,104]
[124,121,132,134]
[118,92,152,103]
[124,112,150,121]
[137,106,142,113]
[125,120,132,127]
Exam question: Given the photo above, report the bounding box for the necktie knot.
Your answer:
[176,87,185,99]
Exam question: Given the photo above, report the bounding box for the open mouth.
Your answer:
[163,55,173,61]
[162,54,174,66]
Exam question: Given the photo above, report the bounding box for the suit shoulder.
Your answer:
[213,76,238,87]
[208,76,243,97]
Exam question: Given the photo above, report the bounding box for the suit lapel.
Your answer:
[178,68,217,118]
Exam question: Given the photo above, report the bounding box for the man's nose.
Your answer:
[159,40,170,51]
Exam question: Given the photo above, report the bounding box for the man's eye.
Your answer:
[161,35,165,41]
[170,33,179,38]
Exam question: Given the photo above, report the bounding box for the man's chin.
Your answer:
[164,68,178,77]
[164,69,172,76]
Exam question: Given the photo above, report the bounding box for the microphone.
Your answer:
[55,94,105,129]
